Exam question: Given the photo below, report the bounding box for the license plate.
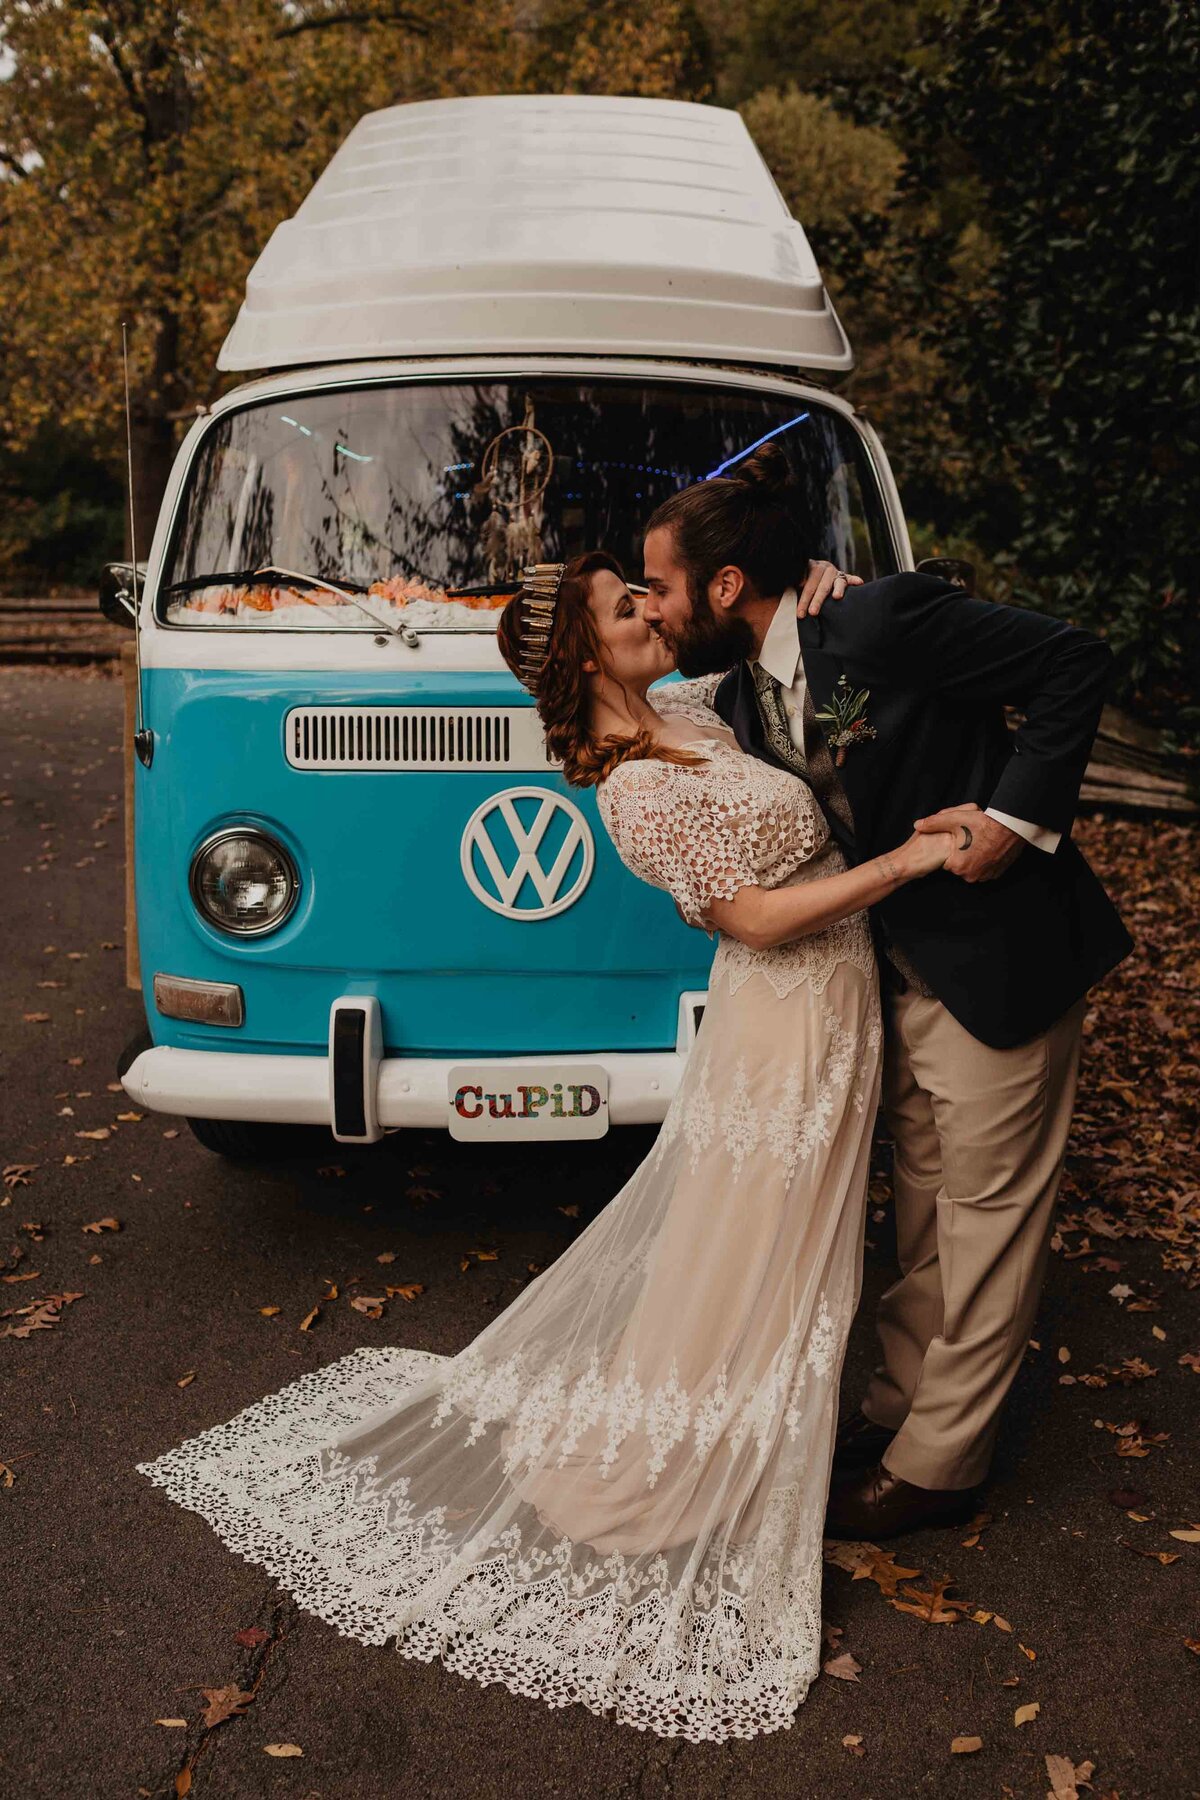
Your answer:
[447,1063,610,1142]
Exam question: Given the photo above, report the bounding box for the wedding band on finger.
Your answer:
[958,824,974,851]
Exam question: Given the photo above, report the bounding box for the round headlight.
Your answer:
[189,828,299,937]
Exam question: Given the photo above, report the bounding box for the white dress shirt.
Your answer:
[753,591,1061,854]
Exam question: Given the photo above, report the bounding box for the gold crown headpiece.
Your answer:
[517,561,568,691]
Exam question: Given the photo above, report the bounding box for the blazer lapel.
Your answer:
[798,617,881,845]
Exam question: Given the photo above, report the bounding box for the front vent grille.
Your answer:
[284,706,552,771]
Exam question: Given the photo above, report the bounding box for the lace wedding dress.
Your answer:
[135,674,882,1744]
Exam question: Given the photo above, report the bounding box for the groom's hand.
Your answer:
[913,803,1024,883]
[797,560,863,617]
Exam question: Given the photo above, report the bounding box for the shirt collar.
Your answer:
[753,588,801,687]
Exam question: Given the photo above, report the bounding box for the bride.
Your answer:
[135,550,953,1744]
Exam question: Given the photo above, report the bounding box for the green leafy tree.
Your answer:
[705,0,952,112]
[740,85,974,524]
[892,0,1200,727]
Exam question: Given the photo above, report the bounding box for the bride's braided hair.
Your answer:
[496,550,703,789]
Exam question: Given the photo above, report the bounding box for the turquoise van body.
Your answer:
[136,664,713,1062]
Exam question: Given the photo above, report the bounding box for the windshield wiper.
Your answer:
[160,563,421,645]
[160,565,370,597]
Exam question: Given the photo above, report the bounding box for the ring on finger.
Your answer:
[958,824,974,851]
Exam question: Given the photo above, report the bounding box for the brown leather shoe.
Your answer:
[832,1410,897,1474]
[824,1461,980,1541]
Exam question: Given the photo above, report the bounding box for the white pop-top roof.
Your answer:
[217,94,852,376]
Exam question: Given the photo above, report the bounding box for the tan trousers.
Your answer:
[861,988,1087,1491]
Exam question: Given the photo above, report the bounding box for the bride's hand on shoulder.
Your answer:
[796,560,864,617]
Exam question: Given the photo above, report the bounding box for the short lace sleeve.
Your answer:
[597,757,759,928]
[650,672,726,728]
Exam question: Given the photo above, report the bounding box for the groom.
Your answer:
[640,470,1133,1540]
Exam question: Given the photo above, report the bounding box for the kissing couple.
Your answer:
[136,444,1133,1744]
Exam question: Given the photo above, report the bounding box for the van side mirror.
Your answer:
[99,561,145,629]
[916,556,976,594]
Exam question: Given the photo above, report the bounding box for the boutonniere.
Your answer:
[814,675,877,767]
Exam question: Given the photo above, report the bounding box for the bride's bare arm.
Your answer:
[703,830,956,951]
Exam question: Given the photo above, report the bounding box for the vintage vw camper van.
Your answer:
[110,94,913,1155]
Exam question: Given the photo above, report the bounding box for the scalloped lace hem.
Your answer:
[134,1346,823,1744]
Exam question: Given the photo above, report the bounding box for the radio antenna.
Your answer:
[121,322,153,766]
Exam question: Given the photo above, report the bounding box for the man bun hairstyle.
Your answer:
[644,438,809,603]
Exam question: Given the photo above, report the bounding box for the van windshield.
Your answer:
[159,377,895,630]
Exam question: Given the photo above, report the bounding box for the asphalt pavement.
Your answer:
[2,669,1197,1800]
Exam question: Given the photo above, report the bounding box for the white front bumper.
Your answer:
[121,1045,688,1131]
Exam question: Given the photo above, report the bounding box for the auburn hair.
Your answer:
[496,550,704,789]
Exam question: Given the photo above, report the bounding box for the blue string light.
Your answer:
[703,413,811,480]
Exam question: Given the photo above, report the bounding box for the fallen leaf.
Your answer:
[376,1251,396,1264]
[1045,1752,1081,1799]
[1151,1326,1167,1341]
[259,1306,280,1318]
[822,1651,861,1682]
[1057,1346,1071,1364]
[2,1165,37,1191]
[116,1110,142,1123]
[154,1718,188,1729]
[1168,1529,1200,1542]
[841,1732,865,1756]
[557,1203,580,1218]
[163,1128,179,1139]
[263,1744,303,1757]
[233,1626,270,1648]
[75,1128,110,1142]
[1178,1351,1200,1373]
[1015,1701,1041,1726]
[992,1615,1013,1633]
[951,1735,983,1754]
[825,1539,920,1596]
[1108,1283,1133,1301]
[349,1295,386,1317]
[22,1012,50,1024]
[1019,1643,1037,1661]
[890,1577,973,1625]
[81,1216,120,1234]
[176,1372,195,1388]
[200,1685,255,1729]
[298,1304,320,1331]
[385,1283,425,1302]
[0,1291,83,1338]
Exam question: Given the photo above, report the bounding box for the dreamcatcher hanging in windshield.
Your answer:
[474,397,554,583]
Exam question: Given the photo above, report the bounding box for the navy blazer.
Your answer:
[712,573,1133,1048]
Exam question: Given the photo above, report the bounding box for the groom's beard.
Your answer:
[670,599,758,678]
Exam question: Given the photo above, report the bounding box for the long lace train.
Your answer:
[136,957,880,1743]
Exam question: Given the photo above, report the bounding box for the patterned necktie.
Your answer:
[751,662,808,778]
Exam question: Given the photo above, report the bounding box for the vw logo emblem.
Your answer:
[460,787,594,921]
